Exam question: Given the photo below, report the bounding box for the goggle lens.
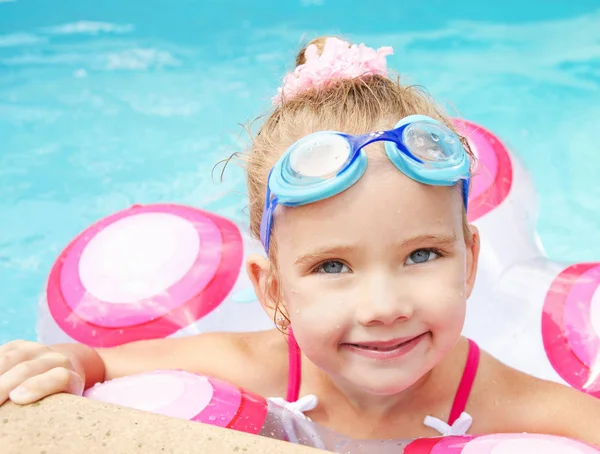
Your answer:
[402,122,462,163]
[289,133,352,179]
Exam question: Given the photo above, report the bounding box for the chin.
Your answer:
[351,369,429,396]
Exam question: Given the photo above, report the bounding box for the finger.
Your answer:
[9,367,84,405]
[0,352,71,405]
[0,340,30,356]
[0,341,44,375]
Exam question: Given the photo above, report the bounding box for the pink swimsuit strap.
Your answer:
[448,338,480,424]
[286,333,480,425]
[286,330,302,403]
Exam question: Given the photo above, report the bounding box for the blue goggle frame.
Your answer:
[260,114,471,252]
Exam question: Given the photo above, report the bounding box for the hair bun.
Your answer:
[295,36,344,67]
[273,37,393,105]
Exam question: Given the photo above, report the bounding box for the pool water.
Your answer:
[1,0,599,344]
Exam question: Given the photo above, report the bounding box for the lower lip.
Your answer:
[342,333,427,361]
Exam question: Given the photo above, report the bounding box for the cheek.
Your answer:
[281,277,318,313]
[281,280,351,348]
[416,261,467,323]
[284,284,345,327]
[421,286,465,324]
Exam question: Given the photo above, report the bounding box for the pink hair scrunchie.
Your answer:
[272,37,394,105]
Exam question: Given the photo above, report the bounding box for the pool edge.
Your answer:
[0,393,325,453]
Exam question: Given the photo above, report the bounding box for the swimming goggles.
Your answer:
[259,114,471,252]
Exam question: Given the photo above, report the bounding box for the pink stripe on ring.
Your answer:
[430,436,472,453]
[58,205,222,327]
[194,377,242,428]
[453,119,513,222]
[228,388,268,434]
[47,205,244,347]
[563,265,600,370]
[542,263,600,396]
[404,437,447,453]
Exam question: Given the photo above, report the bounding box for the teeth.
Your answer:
[352,344,401,351]
[346,335,424,352]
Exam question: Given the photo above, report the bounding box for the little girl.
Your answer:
[1,36,600,445]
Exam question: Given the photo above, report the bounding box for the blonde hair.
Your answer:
[236,36,475,321]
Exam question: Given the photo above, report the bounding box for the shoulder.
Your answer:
[195,329,291,397]
[515,375,600,445]
[170,329,290,396]
[472,350,600,447]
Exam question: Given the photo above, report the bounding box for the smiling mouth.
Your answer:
[342,332,428,351]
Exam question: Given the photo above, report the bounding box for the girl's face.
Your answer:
[252,151,479,397]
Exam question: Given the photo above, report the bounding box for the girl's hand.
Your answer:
[0,340,84,405]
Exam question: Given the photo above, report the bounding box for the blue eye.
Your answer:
[316,261,350,274]
[405,249,440,265]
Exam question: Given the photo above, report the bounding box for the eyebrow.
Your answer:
[401,233,457,249]
[293,234,457,266]
[294,245,355,267]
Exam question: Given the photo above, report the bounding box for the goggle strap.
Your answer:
[462,178,470,212]
[260,179,278,252]
[354,128,424,165]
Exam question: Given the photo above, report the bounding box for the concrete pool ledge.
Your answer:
[0,394,325,454]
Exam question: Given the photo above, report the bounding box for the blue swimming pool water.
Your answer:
[1,1,599,344]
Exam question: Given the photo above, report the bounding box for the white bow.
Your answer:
[423,411,473,436]
[268,394,319,420]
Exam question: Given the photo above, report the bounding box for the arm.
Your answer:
[498,372,600,448]
[53,331,259,388]
[50,342,105,389]
[533,382,600,448]
[475,355,600,447]
[1,330,277,405]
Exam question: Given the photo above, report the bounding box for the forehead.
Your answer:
[272,154,464,253]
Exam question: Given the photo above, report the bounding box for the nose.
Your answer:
[354,271,414,326]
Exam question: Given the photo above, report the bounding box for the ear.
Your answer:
[246,254,282,321]
[464,224,480,298]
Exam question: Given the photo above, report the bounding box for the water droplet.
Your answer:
[208,415,217,422]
